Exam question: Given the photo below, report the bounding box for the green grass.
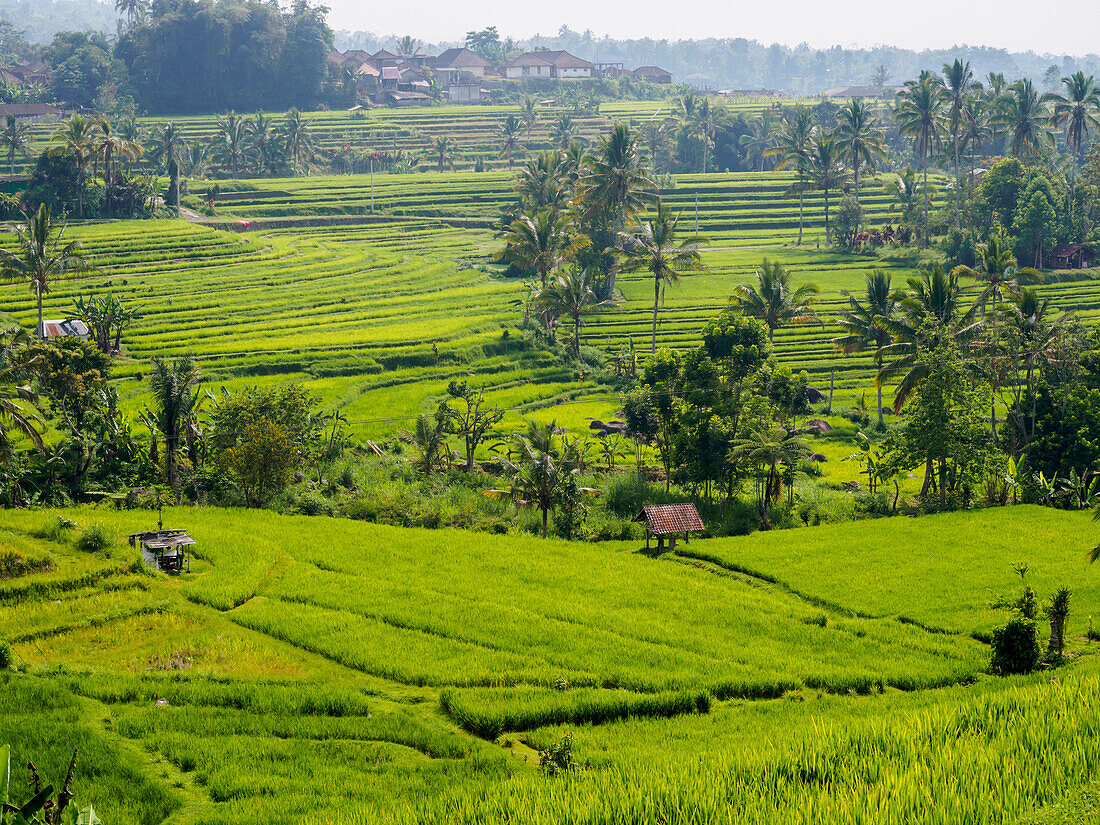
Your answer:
[1,505,1099,824]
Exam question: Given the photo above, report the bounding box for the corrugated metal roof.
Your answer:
[39,319,89,339]
[634,504,705,534]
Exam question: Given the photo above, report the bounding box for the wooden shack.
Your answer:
[129,530,195,574]
[634,504,705,553]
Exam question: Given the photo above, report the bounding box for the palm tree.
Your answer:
[997,79,1052,162]
[0,204,92,337]
[641,114,674,175]
[578,123,657,294]
[279,108,315,176]
[878,263,984,410]
[502,421,584,539]
[148,122,186,216]
[896,71,946,240]
[395,36,422,57]
[766,106,815,245]
[93,116,143,187]
[692,97,726,173]
[514,151,570,214]
[0,326,44,459]
[498,114,522,169]
[246,111,275,175]
[1043,72,1100,164]
[520,95,539,148]
[617,201,709,352]
[500,208,590,288]
[739,116,775,173]
[834,270,897,429]
[426,136,457,172]
[212,111,248,177]
[835,98,886,204]
[730,258,819,343]
[0,115,31,176]
[536,268,607,358]
[549,114,579,150]
[729,424,811,516]
[50,114,96,216]
[149,355,201,494]
[942,60,981,226]
[114,0,148,28]
[805,133,848,246]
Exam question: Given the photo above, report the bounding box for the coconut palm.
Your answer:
[424,135,458,172]
[279,108,315,176]
[394,36,422,57]
[0,115,31,176]
[692,97,726,173]
[0,326,44,459]
[520,95,539,147]
[149,355,201,493]
[514,151,570,214]
[766,106,815,245]
[1042,72,1100,163]
[835,98,886,204]
[996,79,1053,162]
[942,60,981,226]
[729,424,811,515]
[246,111,276,174]
[504,421,583,539]
[805,132,848,246]
[498,114,522,169]
[500,208,590,288]
[148,122,186,216]
[896,71,947,239]
[211,111,249,177]
[617,201,709,352]
[641,114,674,174]
[730,258,819,343]
[114,0,148,28]
[834,270,897,429]
[0,204,92,337]
[559,140,589,187]
[49,114,96,216]
[93,117,143,187]
[878,263,984,410]
[549,114,579,150]
[536,268,607,357]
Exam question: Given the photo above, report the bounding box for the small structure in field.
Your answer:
[38,319,89,340]
[129,530,195,574]
[634,504,704,553]
[1049,244,1095,269]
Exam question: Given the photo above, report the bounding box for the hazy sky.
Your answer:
[326,0,1098,55]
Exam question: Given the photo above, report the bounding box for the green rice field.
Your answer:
[1,505,1098,824]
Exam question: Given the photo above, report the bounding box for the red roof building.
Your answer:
[634,504,705,552]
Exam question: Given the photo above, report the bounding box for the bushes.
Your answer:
[75,524,115,554]
[0,641,11,670]
[990,618,1042,675]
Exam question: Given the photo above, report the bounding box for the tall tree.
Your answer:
[997,79,1052,162]
[212,111,249,177]
[520,95,539,148]
[617,201,709,352]
[149,122,186,216]
[549,114,579,151]
[942,59,981,227]
[498,114,522,169]
[149,355,201,494]
[114,0,149,29]
[834,270,897,429]
[0,204,92,337]
[766,106,815,245]
[896,70,947,242]
[49,114,96,216]
[0,326,45,460]
[536,268,606,358]
[835,97,886,204]
[500,208,589,288]
[1042,72,1100,164]
[805,132,848,245]
[0,115,31,176]
[730,258,819,343]
[278,108,314,176]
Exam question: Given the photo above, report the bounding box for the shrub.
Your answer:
[990,618,1041,675]
[0,641,12,669]
[76,523,115,554]
[539,734,576,776]
[295,491,332,517]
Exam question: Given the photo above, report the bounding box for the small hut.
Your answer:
[129,530,195,573]
[634,504,705,553]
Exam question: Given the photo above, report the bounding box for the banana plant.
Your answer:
[843,431,881,494]
[0,746,97,825]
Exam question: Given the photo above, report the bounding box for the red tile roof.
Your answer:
[634,504,705,535]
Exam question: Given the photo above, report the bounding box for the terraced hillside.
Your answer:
[23,100,791,174]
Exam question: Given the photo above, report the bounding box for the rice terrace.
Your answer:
[3,3,1100,824]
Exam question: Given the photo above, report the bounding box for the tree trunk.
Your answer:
[651,275,660,353]
[36,284,43,339]
[541,506,548,539]
[797,183,804,245]
[876,380,884,430]
[824,189,831,246]
[953,133,961,229]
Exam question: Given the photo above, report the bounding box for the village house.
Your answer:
[631,65,673,84]
[432,48,490,79]
[503,50,594,79]
[0,103,63,123]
